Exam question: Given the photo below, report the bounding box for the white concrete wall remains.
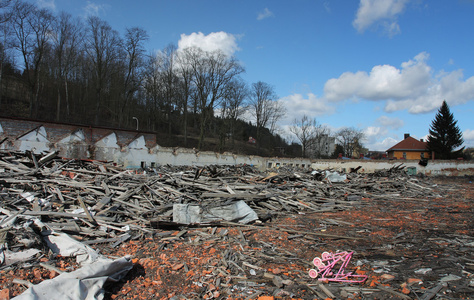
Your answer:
[18,126,50,153]
[309,159,474,176]
[0,118,473,176]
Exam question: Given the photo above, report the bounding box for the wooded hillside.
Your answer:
[0,1,297,156]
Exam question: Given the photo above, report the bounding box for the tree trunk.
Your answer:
[56,86,61,122]
[183,105,188,147]
[0,62,3,110]
[64,78,70,119]
[95,88,101,126]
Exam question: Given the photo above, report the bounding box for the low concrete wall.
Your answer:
[1,117,473,176]
[309,159,474,176]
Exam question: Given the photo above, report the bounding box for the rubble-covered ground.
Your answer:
[0,151,472,299]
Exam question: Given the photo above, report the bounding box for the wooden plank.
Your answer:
[77,195,97,225]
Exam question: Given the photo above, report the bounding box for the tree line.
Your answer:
[289,115,365,159]
[290,100,467,160]
[0,0,287,153]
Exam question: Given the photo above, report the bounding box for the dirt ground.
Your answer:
[103,177,473,299]
[1,177,473,300]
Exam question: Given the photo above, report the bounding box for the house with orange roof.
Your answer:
[386,133,430,160]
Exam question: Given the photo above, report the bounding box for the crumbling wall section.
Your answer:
[1,117,473,176]
[310,159,474,176]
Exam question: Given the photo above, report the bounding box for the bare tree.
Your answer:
[0,0,14,22]
[84,16,122,125]
[10,1,54,117]
[51,12,83,121]
[268,100,285,136]
[185,47,244,149]
[142,51,164,131]
[175,47,195,146]
[220,77,248,149]
[119,26,148,127]
[290,115,317,158]
[0,0,16,109]
[248,81,284,152]
[336,127,365,158]
[157,43,179,134]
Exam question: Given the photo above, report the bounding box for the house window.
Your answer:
[268,162,273,168]
[403,152,407,159]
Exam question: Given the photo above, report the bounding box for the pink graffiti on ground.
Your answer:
[309,251,368,283]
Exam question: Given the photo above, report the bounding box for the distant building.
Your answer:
[311,134,335,158]
[386,133,429,159]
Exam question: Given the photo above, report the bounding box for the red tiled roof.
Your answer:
[387,136,427,152]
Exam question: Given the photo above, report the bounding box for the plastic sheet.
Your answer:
[12,256,133,300]
[324,171,347,182]
[173,200,258,224]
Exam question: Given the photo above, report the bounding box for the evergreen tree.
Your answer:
[427,101,464,159]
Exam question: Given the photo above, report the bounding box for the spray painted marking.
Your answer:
[309,251,367,283]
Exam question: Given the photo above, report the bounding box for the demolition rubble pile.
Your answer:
[0,151,437,239]
[0,150,472,299]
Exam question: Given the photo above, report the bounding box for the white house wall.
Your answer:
[116,147,155,169]
[94,133,120,161]
[18,126,50,154]
[57,130,88,159]
[59,130,85,143]
[128,136,146,149]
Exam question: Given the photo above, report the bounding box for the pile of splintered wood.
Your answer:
[2,150,468,299]
[0,150,441,246]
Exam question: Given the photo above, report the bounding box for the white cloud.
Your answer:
[322,1,331,13]
[365,126,388,140]
[177,32,240,57]
[364,126,395,150]
[325,52,431,102]
[36,0,56,10]
[369,136,399,151]
[376,115,404,129]
[353,0,409,35]
[385,70,474,113]
[84,1,104,16]
[257,8,274,21]
[279,93,335,123]
[323,52,474,114]
[464,129,474,140]
[464,129,474,147]
[364,118,404,151]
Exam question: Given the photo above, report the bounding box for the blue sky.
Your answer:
[33,0,474,150]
